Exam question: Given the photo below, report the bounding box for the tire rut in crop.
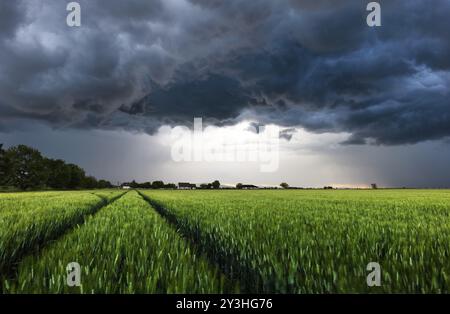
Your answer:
[12,191,235,293]
[137,191,245,292]
[0,191,127,291]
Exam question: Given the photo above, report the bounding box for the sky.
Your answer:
[1,0,450,187]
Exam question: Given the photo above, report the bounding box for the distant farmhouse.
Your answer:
[240,184,258,190]
[178,182,197,190]
[121,185,131,190]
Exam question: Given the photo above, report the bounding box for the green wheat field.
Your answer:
[1,189,450,293]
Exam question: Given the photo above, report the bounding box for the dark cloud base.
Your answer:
[1,0,449,146]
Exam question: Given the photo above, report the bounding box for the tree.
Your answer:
[0,144,8,185]
[45,159,71,189]
[130,180,139,189]
[164,183,177,189]
[236,183,243,189]
[200,183,211,189]
[82,176,98,189]
[67,164,86,189]
[98,180,113,189]
[212,180,220,189]
[140,182,152,189]
[280,182,289,189]
[1,144,111,190]
[6,145,48,190]
[151,181,165,189]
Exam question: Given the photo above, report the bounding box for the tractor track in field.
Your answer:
[137,191,260,293]
[0,191,128,291]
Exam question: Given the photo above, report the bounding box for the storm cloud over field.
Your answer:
[1,0,450,186]
[1,0,449,144]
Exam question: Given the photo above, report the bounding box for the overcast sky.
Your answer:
[1,0,450,187]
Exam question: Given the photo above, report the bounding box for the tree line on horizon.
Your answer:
[0,144,340,192]
[123,180,177,190]
[122,180,222,190]
[0,144,113,191]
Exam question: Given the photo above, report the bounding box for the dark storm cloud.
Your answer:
[279,128,297,141]
[122,74,255,121]
[1,0,449,145]
[0,1,27,39]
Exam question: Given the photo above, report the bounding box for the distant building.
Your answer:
[122,185,131,190]
[178,182,197,190]
[241,184,258,190]
[371,183,378,189]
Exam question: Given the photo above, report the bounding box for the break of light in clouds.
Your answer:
[1,0,450,187]
[2,123,450,188]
